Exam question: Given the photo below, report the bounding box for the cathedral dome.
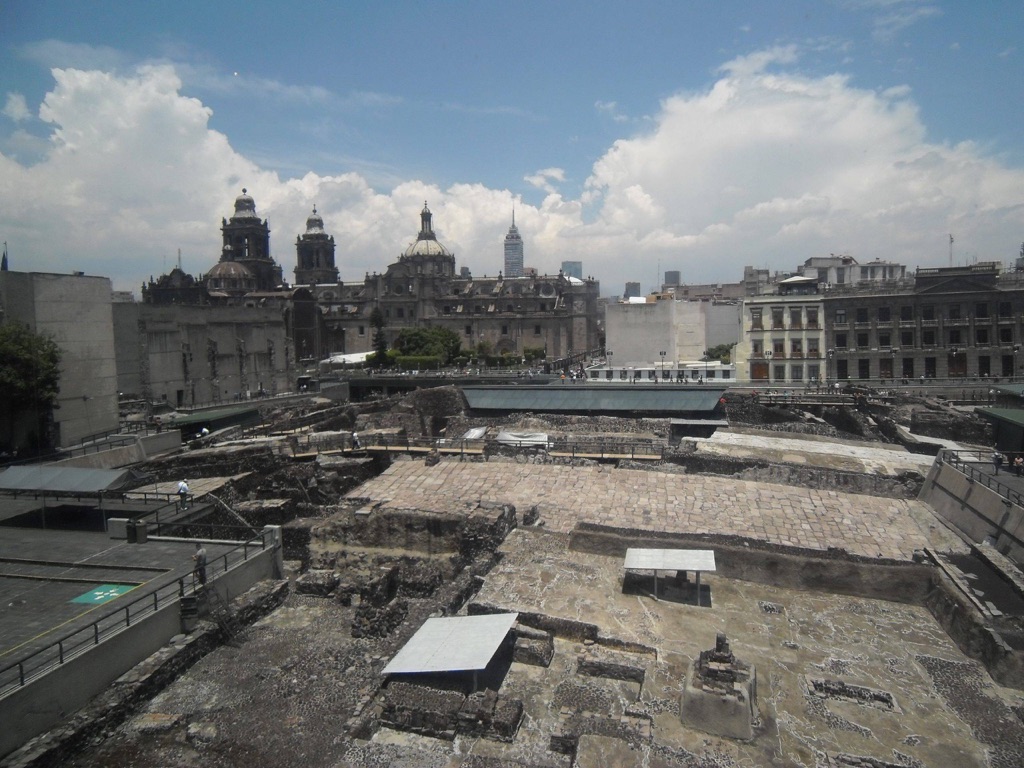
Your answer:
[232,188,259,220]
[401,201,452,258]
[205,259,256,292]
[304,206,325,235]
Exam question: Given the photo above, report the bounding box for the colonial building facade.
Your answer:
[305,202,602,361]
[130,193,602,396]
[734,263,1024,385]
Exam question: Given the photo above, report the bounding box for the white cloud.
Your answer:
[3,93,31,122]
[524,168,566,195]
[1,55,1022,300]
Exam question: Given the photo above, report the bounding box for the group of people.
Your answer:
[991,450,1024,476]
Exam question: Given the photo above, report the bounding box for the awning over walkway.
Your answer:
[463,385,726,415]
[0,465,135,494]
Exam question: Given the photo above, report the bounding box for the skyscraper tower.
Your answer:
[503,210,524,277]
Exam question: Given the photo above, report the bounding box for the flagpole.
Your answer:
[949,234,954,267]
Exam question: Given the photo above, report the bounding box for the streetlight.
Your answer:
[827,348,834,389]
[703,349,709,383]
[765,350,773,384]
[949,346,960,380]
[890,347,899,383]
[1014,344,1020,382]
[659,350,666,382]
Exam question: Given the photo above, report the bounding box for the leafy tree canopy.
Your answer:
[393,327,462,364]
[0,322,61,412]
[706,343,735,364]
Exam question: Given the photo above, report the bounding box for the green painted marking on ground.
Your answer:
[70,584,136,604]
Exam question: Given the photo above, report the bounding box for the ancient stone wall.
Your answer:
[569,524,935,604]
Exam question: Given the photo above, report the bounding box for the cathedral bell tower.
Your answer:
[294,206,339,286]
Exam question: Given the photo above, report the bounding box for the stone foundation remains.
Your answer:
[680,633,757,740]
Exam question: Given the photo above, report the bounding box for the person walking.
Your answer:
[192,542,207,586]
[177,478,190,510]
[352,431,361,450]
[1014,455,1023,477]
[992,449,1004,475]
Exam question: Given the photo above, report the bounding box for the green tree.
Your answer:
[393,327,462,364]
[705,343,735,364]
[0,321,62,455]
[368,307,388,368]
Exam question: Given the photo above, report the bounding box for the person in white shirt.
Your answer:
[178,479,190,510]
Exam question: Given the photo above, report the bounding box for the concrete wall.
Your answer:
[605,300,740,370]
[0,271,119,447]
[0,536,281,759]
[918,461,1024,564]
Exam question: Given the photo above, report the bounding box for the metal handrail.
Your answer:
[0,532,268,698]
[938,449,1024,508]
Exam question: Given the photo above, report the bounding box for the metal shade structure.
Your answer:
[462,385,725,416]
[382,613,518,676]
[0,466,135,495]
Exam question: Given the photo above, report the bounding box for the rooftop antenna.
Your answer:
[949,234,954,267]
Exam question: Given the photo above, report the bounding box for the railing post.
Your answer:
[94,623,99,645]
[125,606,131,627]
[58,640,64,664]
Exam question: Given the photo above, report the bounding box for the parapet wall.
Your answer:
[919,461,1024,565]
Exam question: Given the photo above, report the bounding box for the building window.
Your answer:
[539,303,546,312]
[465,325,472,335]
[998,301,1012,317]
[878,307,891,322]
[901,330,914,347]
[858,359,870,379]
[835,309,847,324]
[790,339,803,357]
[900,305,913,321]
[790,308,802,328]
[856,332,869,349]
[501,325,509,335]
[975,302,989,319]
[791,364,803,381]
[922,305,935,321]
[855,308,868,323]
[923,329,936,346]
[948,304,961,320]
[750,308,763,329]
[774,364,786,381]
[879,332,891,348]
[808,364,820,381]
[396,308,405,318]
[948,329,961,345]
[978,355,991,377]
[772,307,784,329]
[534,325,541,335]
[924,357,937,378]
[752,340,763,356]
[443,305,452,315]
[358,325,365,336]
[976,328,989,345]
[835,332,848,349]
[506,304,514,312]
[837,359,848,379]
[999,327,1013,343]
[773,339,785,357]
[806,308,819,328]
[902,357,914,378]
[808,338,820,357]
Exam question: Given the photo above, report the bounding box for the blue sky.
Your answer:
[1,0,1022,295]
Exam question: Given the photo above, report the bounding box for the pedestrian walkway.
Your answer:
[347,459,966,562]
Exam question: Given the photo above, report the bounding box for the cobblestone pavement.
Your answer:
[348,459,965,561]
